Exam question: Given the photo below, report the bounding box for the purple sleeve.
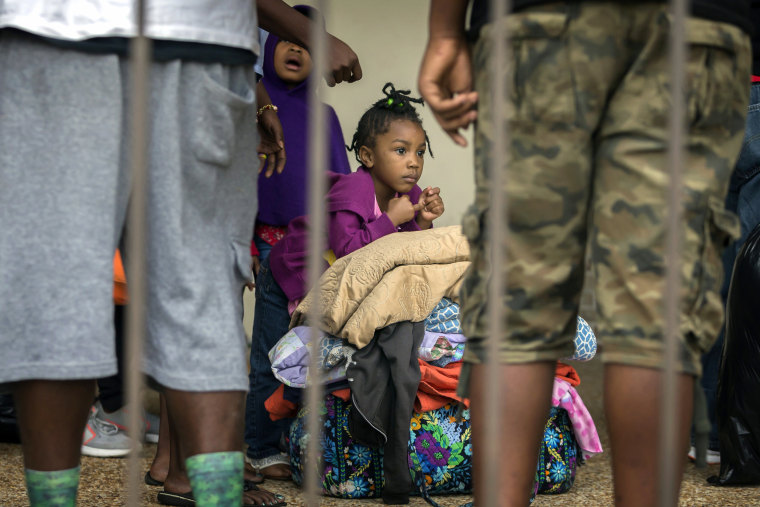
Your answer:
[327,107,351,175]
[329,210,397,258]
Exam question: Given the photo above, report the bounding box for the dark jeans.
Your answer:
[244,257,293,459]
[253,234,274,265]
[700,83,760,450]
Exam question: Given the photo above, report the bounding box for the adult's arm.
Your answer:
[327,107,352,175]
[418,0,477,147]
[256,0,362,86]
[255,80,286,176]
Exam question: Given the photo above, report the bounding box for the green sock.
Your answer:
[25,466,80,507]
[185,451,244,506]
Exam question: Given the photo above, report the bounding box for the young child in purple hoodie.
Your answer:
[251,4,351,270]
[244,83,445,479]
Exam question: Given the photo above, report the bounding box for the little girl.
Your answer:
[244,83,445,479]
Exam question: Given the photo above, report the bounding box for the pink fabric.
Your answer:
[373,195,382,219]
[287,298,301,316]
[552,378,603,459]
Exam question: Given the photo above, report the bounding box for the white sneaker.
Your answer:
[81,405,133,457]
[688,445,720,465]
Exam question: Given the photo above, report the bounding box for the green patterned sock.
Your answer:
[25,466,80,507]
[185,451,244,506]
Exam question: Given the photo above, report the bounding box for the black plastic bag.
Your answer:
[712,223,760,485]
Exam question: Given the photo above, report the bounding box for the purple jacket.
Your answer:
[270,167,423,302]
[256,7,351,227]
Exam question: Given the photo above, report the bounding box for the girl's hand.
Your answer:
[416,186,445,229]
[387,195,418,226]
[246,255,261,291]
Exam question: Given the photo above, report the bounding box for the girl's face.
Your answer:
[360,119,427,197]
[273,41,312,88]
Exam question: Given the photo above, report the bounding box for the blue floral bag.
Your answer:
[408,403,472,495]
[289,394,383,498]
[289,396,578,500]
[537,406,581,494]
[289,397,471,499]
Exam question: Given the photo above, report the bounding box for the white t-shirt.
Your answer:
[0,0,259,54]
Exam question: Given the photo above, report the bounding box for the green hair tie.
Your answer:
[387,98,394,106]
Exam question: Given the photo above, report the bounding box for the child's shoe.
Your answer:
[94,400,160,443]
[81,405,132,457]
[688,445,721,465]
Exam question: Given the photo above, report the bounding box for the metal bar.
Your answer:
[304,2,329,506]
[660,0,687,505]
[484,0,510,505]
[124,0,152,505]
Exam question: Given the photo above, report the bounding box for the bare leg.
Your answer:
[470,361,555,507]
[13,379,95,470]
[161,389,279,505]
[605,364,693,507]
[148,394,170,483]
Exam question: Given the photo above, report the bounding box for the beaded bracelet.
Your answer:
[257,103,278,119]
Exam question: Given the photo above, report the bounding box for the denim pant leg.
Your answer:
[244,257,294,459]
[253,234,273,264]
[700,83,760,450]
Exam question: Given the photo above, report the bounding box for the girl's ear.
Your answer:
[358,145,374,168]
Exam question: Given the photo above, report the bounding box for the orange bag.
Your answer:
[113,250,128,305]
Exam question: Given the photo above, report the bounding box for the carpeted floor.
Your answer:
[1,359,759,506]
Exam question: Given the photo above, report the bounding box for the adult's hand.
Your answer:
[255,80,286,177]
[325,33,362,87]
[418,35,477,147]
[418,0,476,147]
[257,107,286,177]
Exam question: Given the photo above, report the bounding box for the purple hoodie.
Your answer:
[256,5,351,227]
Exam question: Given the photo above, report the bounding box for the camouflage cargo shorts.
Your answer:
[460,2,751,376]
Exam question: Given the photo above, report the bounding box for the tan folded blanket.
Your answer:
[291,225,470,348]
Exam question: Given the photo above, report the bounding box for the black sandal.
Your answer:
[144,471,164,487]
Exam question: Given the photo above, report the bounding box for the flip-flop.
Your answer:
[144,471,164,487]
[157,485,286,507]
[156,490,194,507]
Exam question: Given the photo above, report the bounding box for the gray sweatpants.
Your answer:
[0,30,258,391]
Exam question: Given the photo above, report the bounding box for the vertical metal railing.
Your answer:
[661,0,687,505]
[483,0,510,505]
[304,2,329,506]
[124,0,151,506]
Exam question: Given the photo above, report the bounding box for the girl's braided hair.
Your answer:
[346,82,433,163]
